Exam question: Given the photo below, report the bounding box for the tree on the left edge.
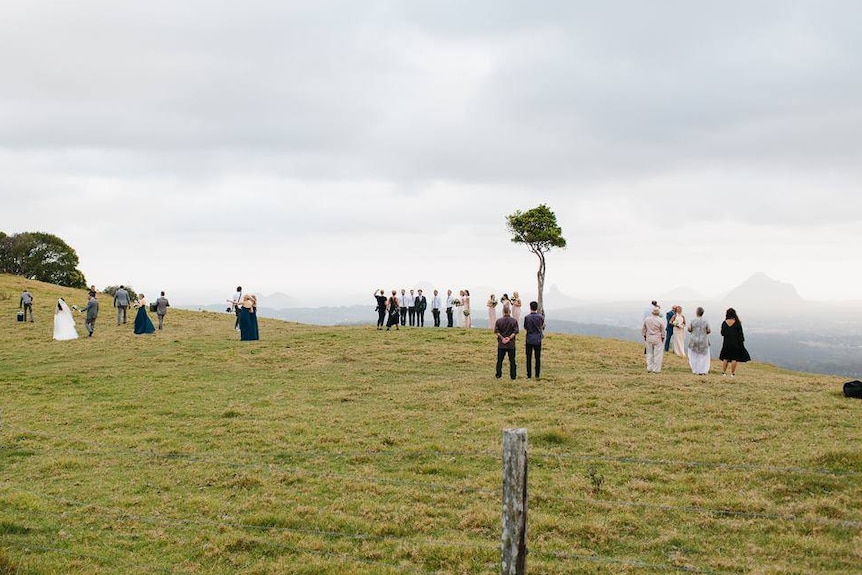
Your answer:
[0,231,87,288]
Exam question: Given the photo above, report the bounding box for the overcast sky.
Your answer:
[2,1,861,306]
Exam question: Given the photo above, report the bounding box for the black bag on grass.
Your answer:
[843,380,862,399]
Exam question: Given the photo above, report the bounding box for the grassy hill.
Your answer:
[1,274,860,574]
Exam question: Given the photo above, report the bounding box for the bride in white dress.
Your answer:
[53,298,79,340]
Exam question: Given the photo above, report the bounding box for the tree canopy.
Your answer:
[506,204,566,313]
[0,231,88,288]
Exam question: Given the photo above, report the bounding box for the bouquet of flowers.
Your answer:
[452,298,462,307]
[488,298,498,308]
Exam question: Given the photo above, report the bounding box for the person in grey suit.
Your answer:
[113,285,130,325]
[81,293,99,337]
[155,291,170,330]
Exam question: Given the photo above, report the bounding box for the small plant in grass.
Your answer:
[587,466,604,496]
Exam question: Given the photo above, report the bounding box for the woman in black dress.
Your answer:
[374,289,387,330]
[719,307,750,377]
[386,290,400,331]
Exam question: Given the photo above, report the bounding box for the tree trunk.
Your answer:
[535,251,546,314]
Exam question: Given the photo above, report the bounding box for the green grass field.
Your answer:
[1,274,860,574]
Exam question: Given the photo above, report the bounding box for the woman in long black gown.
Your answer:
[385,290,400,331]
[719,307,750,377]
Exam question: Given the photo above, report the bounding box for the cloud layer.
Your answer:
[2,1,861,304]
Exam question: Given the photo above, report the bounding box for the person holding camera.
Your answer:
[373,289,387,329]
[228,286,243,329]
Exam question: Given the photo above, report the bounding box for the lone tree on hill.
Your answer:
[506,204,566,313]
[0,231,87,288]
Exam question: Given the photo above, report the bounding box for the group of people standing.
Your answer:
[486,292,523,328]
[39,285,170,341]
[642,301,751,376]
[228,286,259,341]
[374,288,478,330]
[374,288,524,331]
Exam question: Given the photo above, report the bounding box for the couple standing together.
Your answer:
[494,301,545,380]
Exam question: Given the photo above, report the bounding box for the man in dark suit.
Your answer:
[445,289,454,327]
[665,307,674,352]
[414,289,427,327]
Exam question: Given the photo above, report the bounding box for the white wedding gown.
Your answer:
[53,299,79,340]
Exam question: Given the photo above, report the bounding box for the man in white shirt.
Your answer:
[431,289,442,327]
[399,289,408,326]
[406,289,417,326]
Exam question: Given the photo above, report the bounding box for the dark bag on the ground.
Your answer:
[16,311,24,322]
[843,380,862,399]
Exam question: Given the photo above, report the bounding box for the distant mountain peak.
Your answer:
[723,273,803,308]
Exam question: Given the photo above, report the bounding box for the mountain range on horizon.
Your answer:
[209,272,851,313]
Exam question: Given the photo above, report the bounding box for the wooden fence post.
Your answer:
[502,428,528,575]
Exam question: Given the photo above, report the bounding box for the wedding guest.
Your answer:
[229,286,243,329]
[523,301,544,379]
[386,290,400,330]
[155,291,170,330]
[462,289,472,329]
[407,288,417,326]
[19,289,34,322]
[643,299,658,320]
[113,285,131,325]
[494,303,519,380]
[671,305,686,357]
[81,292,99,337]
[511,291,523,321]
[415,289,427,327]
[53,298,78,340]
[239,294,259,341]
[487,294,498,328]
[642,304,666,373]
[687,307,711,375]
[445,289,455,328]
[133,293,156,334]
[719,308,751,377]
[431,289,442,327]
[399,289,408,326]
[373,289,387,330]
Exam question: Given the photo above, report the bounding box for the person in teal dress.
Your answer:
[239,294,259,341]
[133,294,156,335]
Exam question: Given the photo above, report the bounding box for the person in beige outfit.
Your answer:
[642,305,667,373]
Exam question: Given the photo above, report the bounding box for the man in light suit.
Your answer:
[113,285,131,325]
[82,293,99,337]
[155,291,170,330]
